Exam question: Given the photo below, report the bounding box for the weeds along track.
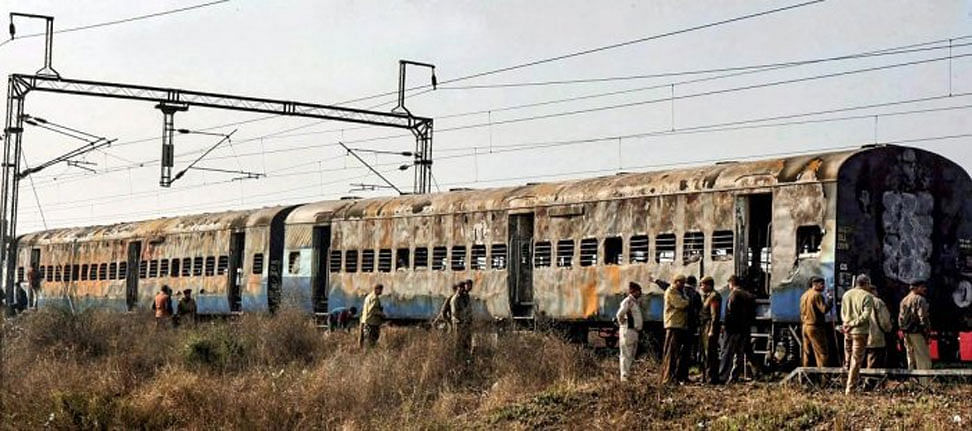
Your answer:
[2,309,971,430]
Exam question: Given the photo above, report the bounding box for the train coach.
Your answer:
[11,144,972,365]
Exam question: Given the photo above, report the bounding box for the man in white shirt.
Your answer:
[616,282,644,382]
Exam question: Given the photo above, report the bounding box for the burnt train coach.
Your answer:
[11,145,972,364]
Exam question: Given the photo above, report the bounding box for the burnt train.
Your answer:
[10,145,972,365]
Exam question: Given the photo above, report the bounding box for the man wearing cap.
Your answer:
[698,276,722,383]
[865,283,892,369]
[661,274,690,384]
[800,276,833,367]
[359,284,386,349]
[899,281,932,372]
[840,274,874,394]
[616,282,643,381]
[175,288,198,327]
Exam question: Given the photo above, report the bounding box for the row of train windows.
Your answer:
[20,254,264,283]
[327,244,508,273]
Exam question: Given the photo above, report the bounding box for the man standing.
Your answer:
[698,276,722,384]
[435,283,461,331]
[800,276,832,367]
[359,284,386,349]
[616,282,643,382]
[661,275,690,385]
[175,288,198,327]
[678,276,703,382]
[865,284,892,369]
[840,275,874,394]
[153,285,174,329]
[450,279,474,359]
[719,275,756,384]
[899,281,932,372]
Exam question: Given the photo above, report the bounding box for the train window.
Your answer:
[534,241,552,267]
[170,259,180,277]
[55,265,62,282]
[17,267,23,282]
[797,225,823,257]
[656,233,676,263]
[42,265,49,282]
[712,230,734,261]
[556,240,574,268]
[73,265,80,281]
[451,246,467,271]
[159,260,169,277]
[205,257,216,276]
[119,262,128,280]
[432,247,448,271]
[683,232,704,264]
[345,250,358,273]
[605,237,623,265]
[91,264,99,281]
[326,251,339,273]
[182,258,192,277]
[288,252,300,274]
[81,264,88,281]
[99,263,108,280]
[361,250,375,272]
[630,235,649,263]
[217,256,228,275]
[254,253,266,274]
[149,260,159,278]
[378,249,392,272]
[62,265,71,282]
[193,257,204,276]
[491,244,507,269]
[396,248,410,270]
[471,245,487,270]
[109,263,117,280]
[414,247,429,269]
[580,238,598,266]
[139,261,148,279]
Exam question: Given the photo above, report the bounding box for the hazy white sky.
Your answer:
[1,0,971,233]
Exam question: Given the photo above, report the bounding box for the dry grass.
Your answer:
[2,309,970,430]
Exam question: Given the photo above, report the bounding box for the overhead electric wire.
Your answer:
[20,150,48,230]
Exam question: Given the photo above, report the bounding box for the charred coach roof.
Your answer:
[19,206,290,245]
[287,147,869,223]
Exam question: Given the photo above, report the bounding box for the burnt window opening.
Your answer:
[54,265,62,282]
[72,264,80,281]
[98,263,108,281]
[396,248,410,270]
[288,251,300,274]
[182,258,192,277]
[16,266,23,282]
[491,244,507,270]
[46,265,54,282]
[534,241,552,267]
[170,259,180,277]
[217,256,228,275]
[683,232,705,264]
[712,230,734,261]
[61,265,70,282]
[345,250,359,273]
[630,235,649,264]
[193,257,204,276]
[149,260,159,278]
[432,247,448,271]
[90,264,99,281]
[139,261,148,279]
[378,249,392,272]
[81,264,89,281]
[159,259,169,278]
[471,244,487,270]
[656,233,676,263]
[797,225,823,256]
[254,253,266,275]
[580,238,598,266]
[119,262,128,280]
[451,246,467,271]
[326,251,339,273]
[109,263,118,280]
[205,256,216,276]
[605,237,623,265]
[556,239,575,268]
[414,247,429,269]
[361,250,376,273]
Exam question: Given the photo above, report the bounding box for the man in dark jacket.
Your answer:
[678,275,703,381]
[698,276,722,383]
[719,275,757,383]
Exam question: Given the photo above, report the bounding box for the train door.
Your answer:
[126,241,142,310]
[735,193,772,298]
[29,248,40,308]
[508,213,534,318]
[311,225,331,313]
[227,232,245,312]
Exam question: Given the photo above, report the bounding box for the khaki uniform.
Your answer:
[450,291,473,358]
[175,296,197,327]
[866,295,892,368]
[840,287,873,394]
[899,292,932,371]
[799,288,832,367]
[699,290,722,383]
[616,294,643,381]
[359,292,385,348]
[660,286,689,384]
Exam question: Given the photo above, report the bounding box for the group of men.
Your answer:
[801,274,933,394]
[152,285,198,328]
[618,274,758,384]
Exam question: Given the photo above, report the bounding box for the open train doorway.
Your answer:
[311,226,331,313]
[125,241,141,310]
[508,213,534,319]
[735,193,772,298]
[227,232,245,312]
